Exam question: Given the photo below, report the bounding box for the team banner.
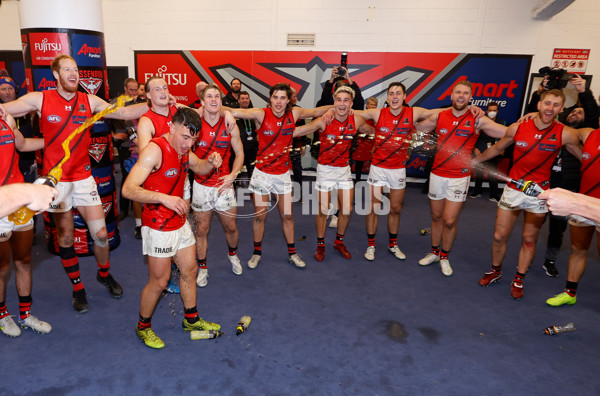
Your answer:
[135,51,531,124]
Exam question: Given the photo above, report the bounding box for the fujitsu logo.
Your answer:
[144,65,187,86]
[34,38,61,53]
[77,44,102,57]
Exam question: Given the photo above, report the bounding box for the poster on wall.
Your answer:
[135,51,532,124]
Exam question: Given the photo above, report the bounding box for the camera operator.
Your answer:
[527,71,599,277]
[317,66,364,109]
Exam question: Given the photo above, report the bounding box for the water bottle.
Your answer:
[190,330,224,340]
[8,171,60,225]
[544,322,576,335]
[236,315,252,335]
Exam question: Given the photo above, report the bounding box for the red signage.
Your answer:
[551,48,590,74]
[29,32,69,66]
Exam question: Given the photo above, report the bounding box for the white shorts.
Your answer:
[367,165,406,190]
[48,176,101,212]
[428,173,469,202]
[191,181,236,212]
[249,167,292,196]
[498,185,548,214]
[184,176,191,201]
[142,220,195,258]
[316,164,354,192]
[568,214,600,231]
[0,216,34,242]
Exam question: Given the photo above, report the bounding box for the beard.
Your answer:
[59,75,78,93]
[452,100,468,111]
[231,86,241,94]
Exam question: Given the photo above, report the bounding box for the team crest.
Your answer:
[464,120,471,127]
[102,202,112,215]
[89,143,107,162]
[548,133,558,141]
[79,78,102,95]
[403,118,410,125]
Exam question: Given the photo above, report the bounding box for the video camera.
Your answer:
[539,66,574,90]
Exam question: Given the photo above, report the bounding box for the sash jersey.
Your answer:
[508,119,564,192]
[142,136,189,232]
[255,108,296,175]
[318,115,357,167]
[372,107,414,169]
[579,129,600,198]
[142,104,178,138]
[352,119,375,162]
[193,116,231,187]
[39,90,93,182]
[0,118,24,186]
[432,109,479,178]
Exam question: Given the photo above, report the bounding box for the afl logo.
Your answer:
[197,141,207,147]
[380,127,390,133]
[582,152,590,160]
[516,141,528,147]
[165,168,178,178]
[439,128,448,135]
[263,130,274,136]
[47,115,61,123]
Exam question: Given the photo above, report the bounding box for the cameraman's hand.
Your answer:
[570,74,586,93]
[330,67,339,82]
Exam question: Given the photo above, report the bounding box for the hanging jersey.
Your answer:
[142,136,189,232]
[318,115,357,167]
[255,108,296,175]
[142,104,178,139]
[372,107,414,169]
[0,119,24,186]
[432,109,479,178]
[193,116,231,187]
[580,129,600,198]
[39,90,93,182]
[508,119,563,192]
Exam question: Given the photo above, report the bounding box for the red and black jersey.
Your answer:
[0,118,24,186]
[372,107,414,169]
[580,128,600,198]
[255,108,296,175]
[318,115,357,167]
[142,104,178,139]
[39,90,93,182]
[432,109,479,178]
[508,119,563,192]
[193,115,231,187]
[142,136,189,232]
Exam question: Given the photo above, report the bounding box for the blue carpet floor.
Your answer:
[1,183,599,395]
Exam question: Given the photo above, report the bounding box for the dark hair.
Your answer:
[230,78,242,85]
[487,101,499,110]
[238,90,250,98]
[269,83,293,113]
[387,82,406,94]
[172,107,202,136]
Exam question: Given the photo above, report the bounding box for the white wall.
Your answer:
[1,0,599,96]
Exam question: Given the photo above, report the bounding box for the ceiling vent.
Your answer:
[287,33,315,47]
